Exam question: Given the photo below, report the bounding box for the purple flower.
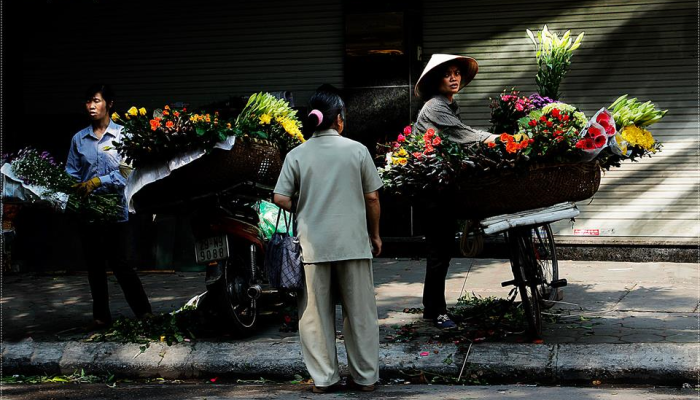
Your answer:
[529,93,555,109]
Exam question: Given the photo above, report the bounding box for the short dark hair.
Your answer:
[84,84,116,108]
[305,85,346,135]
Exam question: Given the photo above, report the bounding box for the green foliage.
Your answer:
[608,94,669,128]
[85,308,198,346]
[2,369,115,384]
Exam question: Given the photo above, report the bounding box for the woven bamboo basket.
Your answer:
[133,138,282,211]
[453,161,601,219]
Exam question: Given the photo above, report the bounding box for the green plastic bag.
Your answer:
[257,200,293,240]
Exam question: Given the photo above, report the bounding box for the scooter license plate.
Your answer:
[195,235,229,264]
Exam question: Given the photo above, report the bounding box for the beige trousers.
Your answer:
[297,259,379,387]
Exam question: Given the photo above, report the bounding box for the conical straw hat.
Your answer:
[414,54,479,99]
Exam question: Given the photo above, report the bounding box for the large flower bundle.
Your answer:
[379,25,667,200]
[3,148,124,222]
[113,92,304,167]
[113,105,235,167]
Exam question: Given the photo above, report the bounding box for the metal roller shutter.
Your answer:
[22,0,344,112]
[422,0,698,244]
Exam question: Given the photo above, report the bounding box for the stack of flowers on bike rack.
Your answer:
[378,25,667,218]
[116,93,304,212]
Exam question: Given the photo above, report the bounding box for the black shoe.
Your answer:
[435,314,457,329]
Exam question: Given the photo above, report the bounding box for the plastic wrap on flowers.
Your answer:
[132,138,282,212]
[453,161,601,219]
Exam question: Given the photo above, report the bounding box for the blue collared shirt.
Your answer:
[66,120,128,221]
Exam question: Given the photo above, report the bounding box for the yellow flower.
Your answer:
[111,112,120,122]
[138,107,147,116]
[396,148,408,157]
[226,123,232,129]
[259,114,272,125]
[127,106,138,116]
[398,158,408,165]
[621,125,656,152]
[614,133,628,155]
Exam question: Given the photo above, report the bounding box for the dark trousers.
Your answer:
[421,203,457,319]
[80,221,152,322]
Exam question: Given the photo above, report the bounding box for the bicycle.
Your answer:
[480,203,577,339]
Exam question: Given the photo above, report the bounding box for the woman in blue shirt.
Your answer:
[66,84,151,328]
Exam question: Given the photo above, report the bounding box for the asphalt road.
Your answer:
[2,383,695,400]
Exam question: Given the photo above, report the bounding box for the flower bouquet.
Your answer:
[1,148,124,223]
[122,93,304,212]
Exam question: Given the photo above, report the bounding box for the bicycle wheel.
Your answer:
[506,228,543,339]
[531,224,561,309]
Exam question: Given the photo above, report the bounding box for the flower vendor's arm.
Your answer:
[431,101,495,144]
[273,154,298,212]
[361,147,383,256]
[97,167,126,192]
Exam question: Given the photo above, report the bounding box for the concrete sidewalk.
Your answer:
[3,259,699,383]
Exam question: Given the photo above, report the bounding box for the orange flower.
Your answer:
[499,133,512,142]
[506,141,519,153]
[173,111,180,117]
[488,142,496,148]
[412,151,423,159]
[424,143,435,153]
[519,141,529,150]
[165,121,174,128]
[163,110,170,116]
[149,119,160,131]
[425,128,435,138]
[432,136,442,146]
[164,105,171,110]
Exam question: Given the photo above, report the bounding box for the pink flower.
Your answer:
[425,128,436,138]
[403,126,412,135]
[397,134,406,142]
[394,142,401,148]
[514,102,524,112]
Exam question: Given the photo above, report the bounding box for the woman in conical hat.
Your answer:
[414,54,496,144]
[414,54,496,329]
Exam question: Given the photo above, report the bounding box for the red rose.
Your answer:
[546,120,553,128]
[403,125,412,135]
[562,114,570,121]
[551,108,560,118]
[424,143,434,153]
[540,115,548,122]
[499,133,511,142]
[528,119,537,127]
[519,141,529,149]
[554,130,563,136]
[397,134,406,142]
[432,136,442,146]
[506,141,519,153]
[528,138,535,144]
[425,128,436,138]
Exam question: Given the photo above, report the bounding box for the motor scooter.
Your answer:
[189,181,284,335]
